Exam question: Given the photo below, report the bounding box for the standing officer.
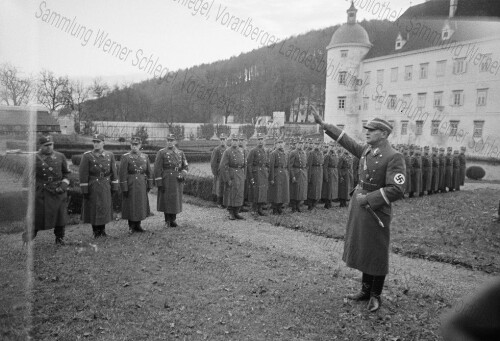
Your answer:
[421,146,432,196]
[119,136,153,233]
[322,141,339,208]
[247,133,269,216]
[452,149,461,191]
[268,138,289,214]
[79,134,119,238]
[431,147,440,195]
[288,138,308,212]
[337,148,352,207]
[444,146,454,192]
[402,147,412,196]
[154,134,188,227]
[409,147,422,198]
[210,133,227,208]
[438,147,446,193]
[27,135,71,244]
[307,138,324,210]
[313,113,406,313]
[238,134,251,212]
[220,134,246,220]
[459,146,466,186]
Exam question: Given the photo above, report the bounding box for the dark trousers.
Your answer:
[92,225,106,236]
[28,226,65,240]
[362,273,386,297]
[164,213,177,222]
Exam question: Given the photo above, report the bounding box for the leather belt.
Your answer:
[129,171,145,174]
[164,166,179,170]
[90,175,110,180]
[359,181,380,192]
[229,165,245,169]
[292,166,306,169]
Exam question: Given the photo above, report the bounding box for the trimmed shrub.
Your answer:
[71,154,83,166]
[169,125,185,140]
[6,140,28,151]
[200,124,215,140]
[216,124,231,137]
[185,152,211,163]
[183,175,213,201]
[239,124,255,140]
[256,126,267,135]
[0,190,28,223]
[466,166,486,180]
[134,126,149,144]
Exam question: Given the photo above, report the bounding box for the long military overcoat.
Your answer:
[404,154,412,194]
[288,149,308,201]
[307,149,324,200]
[411,155,422,193]
[453,155,461,190]
[210,145,226,197]
[337,154,353,200]
[431,154,440,192]
[79,150,119,225]
[219,146,246,207]
[119,151,153,221]
[34,151,70,231]
[268,148,289,204]
[459,153,466,186]
[422,154,432,192]
[323,124,406,276]
[444,154,454,189]
[154,147,188,214]
[247,146,269,203]
[438,154,446,190]
[322,151,339,200]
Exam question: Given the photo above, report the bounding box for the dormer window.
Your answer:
[442,21,454,40]
[395,32,406,50]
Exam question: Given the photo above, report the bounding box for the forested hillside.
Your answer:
[82,20,397,124]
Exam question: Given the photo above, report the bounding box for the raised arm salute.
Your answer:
[312,112,406,313]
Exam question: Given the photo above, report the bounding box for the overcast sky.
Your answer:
[0,0,423,85]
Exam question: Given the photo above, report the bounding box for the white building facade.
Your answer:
[324,0,500,159]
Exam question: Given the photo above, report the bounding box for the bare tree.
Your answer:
[0,63,33,106]
[37,70,69,111]
[91,77,110,98]
[62,80,91,132]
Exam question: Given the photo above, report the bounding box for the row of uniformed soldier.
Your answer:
[399,144,466,197]
[211,133,357,219]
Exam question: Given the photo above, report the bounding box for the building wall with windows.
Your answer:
[324,0,500,158]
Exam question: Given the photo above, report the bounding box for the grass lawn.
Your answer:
[254,188,500,275]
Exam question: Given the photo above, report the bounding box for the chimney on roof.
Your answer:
[449,0,458,18]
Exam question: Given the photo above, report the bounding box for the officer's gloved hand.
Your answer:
[227,180,233,187]
[60,181,68,192]
[270,180,275,185]
[55,187,64,194]
[291,177,297,184]
[123,191,129,198]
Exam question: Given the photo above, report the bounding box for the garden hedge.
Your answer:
[0,190,28,223]
[466,166,486,180]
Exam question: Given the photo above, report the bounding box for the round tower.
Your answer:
[324,1,371,138]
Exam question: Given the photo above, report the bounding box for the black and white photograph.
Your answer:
[1,0,500,340]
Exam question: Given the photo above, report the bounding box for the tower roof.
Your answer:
[327,2,371,49]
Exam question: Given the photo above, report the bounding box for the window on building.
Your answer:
[416,121,424,135]
[417,93,427,108]
[338,96,346,109]
[434,91,443,107]
[364,71,371,85]
[452,90,464,106]
[480,54,491,72]
[404,65,413,80]
[388,95,397,109]
[431,120,440,135]
[453,58,466,74]
[341,50,348,58]
[390,67,398,82]
[436,60,446,77]
[377,69,384,84]
[473,121,484,138]
[339,72,346,85]
[420,63,429,79]
[363,97,369,110]
[401,121,408,135]
[402,94,411,111]
[449,120,459,136]
[477,89,488,106]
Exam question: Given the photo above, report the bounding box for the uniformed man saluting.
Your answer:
[313,113,406,313]
[26,135,71,244]
[79,134,119,238]
[154,134,188,227]
[119,135,153,233]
